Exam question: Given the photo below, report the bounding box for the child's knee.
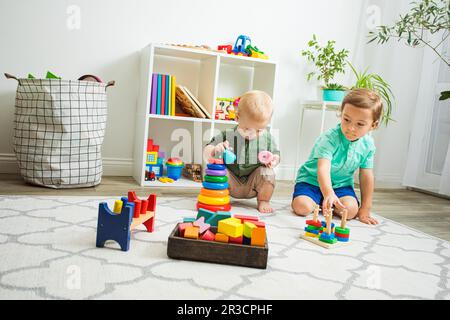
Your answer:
[291,197,315,216]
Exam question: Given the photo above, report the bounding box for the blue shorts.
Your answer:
[292,182,359,206]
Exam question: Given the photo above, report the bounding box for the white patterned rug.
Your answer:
[0,195,448,300]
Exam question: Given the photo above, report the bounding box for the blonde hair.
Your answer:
[236,90,273,123]
[341,88,383,125]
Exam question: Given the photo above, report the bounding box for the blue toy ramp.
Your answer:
[96,202,134,251]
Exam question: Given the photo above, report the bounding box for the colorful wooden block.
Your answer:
[146,151,158,164]
[243,236,251,245]
[113,200,122,213]
[183,217,196,223]
[193,216,211,234]
[306,220,322,228]
[244,222,257,238]
[200,230,215,241]
[215,233,229,243]
[229,235,243,244]
[250,221,266,228]
[336,236,349,242]
[178,222,193,237]
[251,227,266,247]
[184,226,199,239]
[197,208,215,223]
[234,214,259,223]
[305,231,319,238]
[335,227,350,235]
[304,227,319,235]
[207,211,232,227]
[218,218,244,238]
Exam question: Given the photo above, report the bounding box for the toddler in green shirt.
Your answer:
[204,91,280,213]
[292,89,381,225]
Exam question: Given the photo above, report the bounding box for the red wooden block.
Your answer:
[178,222,193,237]
[200,230,215,241]
[229,235,243,244]
[335,232,349,238]
[234,215,259,223]
[306,220,322,228]
[247,220,265,228]
[133,200,141,218]
[140,199,148,214]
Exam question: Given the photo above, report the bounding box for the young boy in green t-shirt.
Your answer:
[292,89,381,225]
[204,91,280,213]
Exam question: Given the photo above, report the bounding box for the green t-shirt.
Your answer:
[207,126,280,183]
[296,123,376,189]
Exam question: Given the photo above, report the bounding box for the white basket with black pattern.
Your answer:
[5,73,114,188]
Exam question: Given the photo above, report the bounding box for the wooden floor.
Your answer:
[1,173,449,241]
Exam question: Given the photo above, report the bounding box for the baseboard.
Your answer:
[0,153,133,176]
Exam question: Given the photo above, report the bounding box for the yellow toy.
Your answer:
[197,194,230,206]
[218,217,244,238]
[158,177,174,183]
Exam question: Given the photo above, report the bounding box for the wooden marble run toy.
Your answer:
[96,191,157,251]
[300,205,351,249]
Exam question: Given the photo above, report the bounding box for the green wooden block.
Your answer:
[46,71,61,79]
[335,227,350,235]
[183,217,196,223]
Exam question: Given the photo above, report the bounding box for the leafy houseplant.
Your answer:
[348,62,395,126]
[301,34,350,101]
[368,0,450,100]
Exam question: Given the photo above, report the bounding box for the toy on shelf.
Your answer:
[167,209,268,269]
[166,157,184,180]
[245,45,269,60]
[215,98,237,121]
[145,138,165,180]
[217,44,232,54]
[299,205,351,249]
[96,191,157,251]
[231,35,251,56]
[258,151,274,165]
[182,164,203,182]
[158,177,174,183]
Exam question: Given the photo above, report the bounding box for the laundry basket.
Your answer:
[5,73,115,188]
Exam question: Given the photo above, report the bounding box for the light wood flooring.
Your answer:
[1,174,449,241]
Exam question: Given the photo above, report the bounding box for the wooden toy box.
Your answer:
[167,223,268,269]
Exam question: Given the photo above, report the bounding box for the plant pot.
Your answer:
[322,89,346,102]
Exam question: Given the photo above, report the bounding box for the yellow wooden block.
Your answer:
[113,200,122,214]
[218,218,244,238]
[305,231,319,238]
[184,226,199,239]
[243,222,257,238]
[215,232,229,243]
[251,227,266,247]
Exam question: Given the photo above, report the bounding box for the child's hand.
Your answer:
[322,193,345,212]
[212,141,229,156]
[357,207,378,225]
[266,154,280,169]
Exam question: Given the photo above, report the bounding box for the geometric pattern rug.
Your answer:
[0,195,448,300]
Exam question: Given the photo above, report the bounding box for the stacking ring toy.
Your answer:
[202,181,229,190]
[258,151,274,165]
[205,169,227,176]
[200,188,229,197]
[196,202,232,212]
[198,194,230,206]
[204,175,228,183]
[207,164,226,170]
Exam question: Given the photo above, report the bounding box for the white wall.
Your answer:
[0,0,424,186]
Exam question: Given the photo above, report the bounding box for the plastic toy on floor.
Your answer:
[96,191,157,251]
[300,205,351,249]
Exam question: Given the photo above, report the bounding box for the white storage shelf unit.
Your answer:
[133,43,277,187]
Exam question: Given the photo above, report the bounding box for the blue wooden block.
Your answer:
[207,211,231,227]
[319,232,335,241]
[336,236,349,242]
[183,217,196,223]
[146,164,163,177]
[304,227,319,235]
[96,201,135,251]
[197,208,215,223]
[121,197,128,207]
[243,236,251,245]
[321,221,335,228]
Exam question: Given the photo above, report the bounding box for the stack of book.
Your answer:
[150,73,176,115]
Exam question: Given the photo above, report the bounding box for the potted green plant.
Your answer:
[348,62,395,126]
[301,34,350,102]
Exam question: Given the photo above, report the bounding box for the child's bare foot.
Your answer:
[257,200,273,213]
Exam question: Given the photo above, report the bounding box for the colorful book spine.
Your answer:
[171,76,176,116]
[156,74,162,115]
[150,74,157,114]
[165,75,170,116]
[161,75,166,115]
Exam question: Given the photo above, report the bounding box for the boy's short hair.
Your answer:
[341,88,383,125]
[237,90,273,123]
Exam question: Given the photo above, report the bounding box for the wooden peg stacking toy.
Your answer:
[335,209,350,242]
[96,191,157,251]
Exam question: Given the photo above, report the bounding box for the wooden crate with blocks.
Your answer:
[167,223,268,269]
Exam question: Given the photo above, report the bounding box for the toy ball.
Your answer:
[78,74,103,83]
[258,151,274,165]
